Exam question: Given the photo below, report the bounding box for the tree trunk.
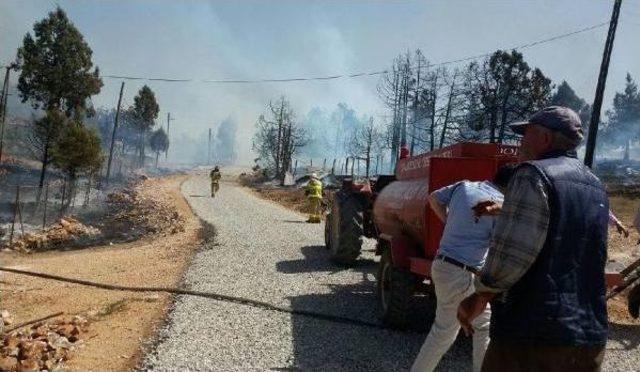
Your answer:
[155,151,159,168]
[38,141,51,189]
[275,101,284,178]
[439,79,456,148]
[365,148,371,178]
[429,75,438,151]
[140,136,146,168]
[489,109,497,143]
[83,174,92,207]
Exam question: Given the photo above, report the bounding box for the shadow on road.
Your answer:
[276,245,376,274]
[608,321,640,350]
[277,244,474,371]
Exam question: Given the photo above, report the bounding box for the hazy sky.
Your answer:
[2,0,639,162]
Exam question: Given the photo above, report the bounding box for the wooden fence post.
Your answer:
[17,186,24,236]
[42,182,49,230]
[8,186,19,246]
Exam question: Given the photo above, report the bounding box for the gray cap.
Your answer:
[509,106,584,141]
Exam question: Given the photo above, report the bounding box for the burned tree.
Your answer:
[253,96,307,183]
[348,117,385,177]
[378,52,413,167]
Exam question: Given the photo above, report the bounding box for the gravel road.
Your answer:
[144,169,639,371]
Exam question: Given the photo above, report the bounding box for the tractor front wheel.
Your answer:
[324,213,332,250]
[377,248,415,329]
[328,191,364,265]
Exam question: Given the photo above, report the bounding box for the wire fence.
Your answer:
[0,178,102,245]
[290,155,393,178]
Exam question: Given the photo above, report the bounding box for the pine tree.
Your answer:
[149,128,169,168]
[16,7,102,188]
[605,73,640,161]
[131,85,160,167]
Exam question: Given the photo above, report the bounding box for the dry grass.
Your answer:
[253,187,312,215]
[608,196,639,259]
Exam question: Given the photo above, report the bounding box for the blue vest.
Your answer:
[490,152,609,346]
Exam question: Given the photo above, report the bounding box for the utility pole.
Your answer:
[208,128,212,164]
[165,112,174,159]
[105,81,125,184]
[584,0,622,168]
[0,66,10,163]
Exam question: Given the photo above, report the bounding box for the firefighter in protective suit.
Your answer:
[305,173,323,223]
[210,166,221,197]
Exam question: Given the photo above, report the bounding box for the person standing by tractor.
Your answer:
[458,106,610,371]
[305,173,323,223]
[411,164,517,372]
[210,166,221,198]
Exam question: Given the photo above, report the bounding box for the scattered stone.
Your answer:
[0,356,18,371]
[1,316,88,371]
[1,310,13,326]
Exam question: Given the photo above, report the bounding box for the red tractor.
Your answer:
[325,142,518,328]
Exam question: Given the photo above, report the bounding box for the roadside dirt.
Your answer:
[0,175,202,371]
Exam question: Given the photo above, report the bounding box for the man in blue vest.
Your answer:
[458,106,609,371]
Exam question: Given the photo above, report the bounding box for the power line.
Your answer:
[2,21,609,85]
[101,21,609,84]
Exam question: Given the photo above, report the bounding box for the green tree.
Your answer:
[549,80,591,131]
[16,7,102,188]
[550,81,586,111]
[26,110,65,180]
[604,73,640,161]
[131,85,159,167]
[52,120,103,209]
[149,128,169,168]
[463,50,552,143]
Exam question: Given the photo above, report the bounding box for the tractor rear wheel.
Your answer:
[377,248,415,329]
[328,191,364,265]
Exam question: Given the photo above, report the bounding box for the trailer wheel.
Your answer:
[324,213,332,250]
[328,191,364,265]
[629,283,640,319]
[377,248,414,329]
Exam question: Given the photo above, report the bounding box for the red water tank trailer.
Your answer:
[374,142,518,275]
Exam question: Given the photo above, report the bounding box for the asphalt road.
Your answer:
[143,169,639,371]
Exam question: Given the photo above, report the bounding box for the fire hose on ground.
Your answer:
[2,263,639,335]
[0,266,391,332]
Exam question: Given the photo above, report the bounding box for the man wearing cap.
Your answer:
[457,106,609,371]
